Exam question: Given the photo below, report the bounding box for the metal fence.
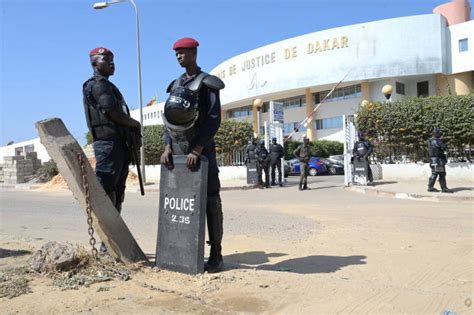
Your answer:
[217,149,246,166]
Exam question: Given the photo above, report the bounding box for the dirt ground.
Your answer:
[1,177,472,314]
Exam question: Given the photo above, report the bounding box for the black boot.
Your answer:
[427,175,438,192]
[299,183,303,191]
[205,195,224,273]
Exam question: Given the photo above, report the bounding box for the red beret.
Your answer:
[89,47,114,57]
[172,38,199,50]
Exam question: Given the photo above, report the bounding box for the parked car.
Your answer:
[284,157,327,177]
[329,154,344,163]
[321,158,345,175]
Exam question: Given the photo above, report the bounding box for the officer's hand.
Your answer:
[187,152,200,171]
[160,148,174,170]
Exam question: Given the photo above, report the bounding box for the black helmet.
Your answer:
[164,86,199,125]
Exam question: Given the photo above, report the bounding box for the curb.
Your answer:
[344,186,473,202]
[0,184,44,191]
[126,184,256,194]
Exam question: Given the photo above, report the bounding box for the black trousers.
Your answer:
[271,159,282,184]
[428,166,447,189]
[257,162,270,187]
[93,138,130,212]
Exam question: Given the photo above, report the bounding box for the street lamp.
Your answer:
[382,84,393,103]
[93,0,146,183]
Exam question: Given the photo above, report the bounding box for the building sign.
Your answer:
[215,36,349,80]
[270,101,284,123]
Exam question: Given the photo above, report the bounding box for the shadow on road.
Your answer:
[226,251,367,274]
[451,187,474,193]
[372,181,397,186]
[0,248,32,259]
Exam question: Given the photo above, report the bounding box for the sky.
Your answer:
[1,0,470,145]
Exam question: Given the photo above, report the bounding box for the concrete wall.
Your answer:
[130,165,247,181]
[132,163,473,183]
[381,163,473,182]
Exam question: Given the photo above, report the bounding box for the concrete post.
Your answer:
[35,118,147,264]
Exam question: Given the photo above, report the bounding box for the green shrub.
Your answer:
[85,131,93,145]
[284,139,343,159]
[37,160,58,182]
[214,120,253,154]
[355,95,474,162]
[143,125,165,165]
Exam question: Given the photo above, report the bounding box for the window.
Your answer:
[227,105,252,118]
[313,84,361,104]
[276,96,303,109]
[396,82,405,95]
[313,116,343,130]
[283,122,305,135]
[459,38,468,52]
[417,81,429,97]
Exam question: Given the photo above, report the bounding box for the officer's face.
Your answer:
[175,48,196,68]
[93,55,115,76]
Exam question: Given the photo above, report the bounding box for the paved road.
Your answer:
[1,174,472,313]
[0,175,342,251]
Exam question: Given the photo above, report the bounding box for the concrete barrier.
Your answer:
[131,163,473,183]
[380,162,473,182]
[130,165,247,181]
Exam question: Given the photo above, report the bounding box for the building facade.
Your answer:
[210,0,473,142]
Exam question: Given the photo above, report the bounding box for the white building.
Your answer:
[130,101,165,127]
[0,138,50,163]
[211,0,473,142]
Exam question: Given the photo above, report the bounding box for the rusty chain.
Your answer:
[77,153,98,259]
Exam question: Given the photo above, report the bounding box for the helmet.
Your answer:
[164,86,199,125]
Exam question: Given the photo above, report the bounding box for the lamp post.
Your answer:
[381,84,394,163]
[93,0,146,183]
[382,84,393,103]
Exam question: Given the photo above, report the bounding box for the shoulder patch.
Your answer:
[203,75,225,90]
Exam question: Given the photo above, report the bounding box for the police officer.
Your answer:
[245,138,257,164]
[83,47,141,252]
[352,131,374,184]
[160,38,225,273]
[293,137,311,190]
[427,128,452,193]
[270,137,284,186]
[83,47,141,213]
[255,139,271,188]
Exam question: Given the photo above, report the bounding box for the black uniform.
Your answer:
[293,142,310,190]
[255,143,271,188]
[427,136,449,192]
[83,73,132,212]
[352,139,374,183]
[270,141,284,185]
[164,68,224,261]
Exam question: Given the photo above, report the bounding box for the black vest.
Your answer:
[83,76,130,141]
